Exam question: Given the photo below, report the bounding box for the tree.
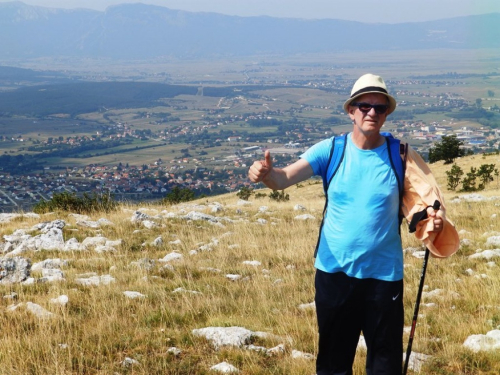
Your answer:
[477,164,496,190]
[488,90,495,98]
[428,135,465,164]
[461,167,477,192]
[162,186,195,205]
[446,164,463,190]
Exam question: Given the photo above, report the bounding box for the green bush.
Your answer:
[162,186,195,205]
[269,190,289,202]
[461,167,478,192]
[446,164,464,191]
[236,187,253,201]
[33,191,117,214]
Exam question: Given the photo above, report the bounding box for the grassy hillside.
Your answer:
[0,154,499,374]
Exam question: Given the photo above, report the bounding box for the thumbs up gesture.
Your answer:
[248,150,273,183]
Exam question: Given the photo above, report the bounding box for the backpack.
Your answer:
[314,132,408,257]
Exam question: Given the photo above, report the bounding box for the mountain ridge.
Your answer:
[1,2,499,60]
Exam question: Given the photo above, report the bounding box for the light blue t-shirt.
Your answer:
[301,134,403,281]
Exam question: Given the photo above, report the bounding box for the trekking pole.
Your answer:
[403,200,440,375]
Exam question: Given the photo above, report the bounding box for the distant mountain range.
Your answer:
[1,1,499,60]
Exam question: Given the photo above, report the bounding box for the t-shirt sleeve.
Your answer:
[300,137,334,177]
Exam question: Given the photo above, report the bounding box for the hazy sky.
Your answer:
[2,0,500,23]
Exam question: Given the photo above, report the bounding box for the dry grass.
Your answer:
[1,154,500,374]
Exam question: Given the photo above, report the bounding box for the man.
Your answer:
[248,74,459,375]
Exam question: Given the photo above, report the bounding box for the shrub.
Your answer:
[33,191,117,214]
[162,186,195,205]
[446,164,464,191]
[269,190,289,202]
[461,167,478,192]
[477,164,496,190]
[236,187,253,201]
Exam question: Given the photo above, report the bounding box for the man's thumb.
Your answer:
[264,150,273,168]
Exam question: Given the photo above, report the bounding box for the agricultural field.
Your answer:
[0,48,499,212]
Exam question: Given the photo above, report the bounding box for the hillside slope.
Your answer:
[0,153,499,373]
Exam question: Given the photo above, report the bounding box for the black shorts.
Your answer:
[315,270,404,375]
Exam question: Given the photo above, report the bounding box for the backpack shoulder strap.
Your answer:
[385,135,404,194]
[323,133,348,194]
[383,132,408,225]
[315,133,348,258]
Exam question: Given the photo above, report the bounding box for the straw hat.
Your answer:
[343,73,397,115]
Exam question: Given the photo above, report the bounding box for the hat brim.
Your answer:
[423,219,460,258]
[344,92,397,115]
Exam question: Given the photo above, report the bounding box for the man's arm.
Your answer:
[248,150,314,190]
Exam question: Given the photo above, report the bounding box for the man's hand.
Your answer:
[248,150,273,183]
[427,206,444,233]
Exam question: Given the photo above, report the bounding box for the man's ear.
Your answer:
[348,107,355,121]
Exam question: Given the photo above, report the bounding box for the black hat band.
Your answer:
[351,86,388,98]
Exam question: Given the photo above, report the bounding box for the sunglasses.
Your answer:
[351,102,389,115]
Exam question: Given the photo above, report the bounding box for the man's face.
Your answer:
[348,93,389,136]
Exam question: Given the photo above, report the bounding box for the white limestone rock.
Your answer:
[463,330,500,352]
[298,302,316,311]
[242,260,261,267]
[167,347,182,356]
[33,228,65,251]
[106,239,122,247]
[123,291,146,299]
[76,220,101,229]
[159,252,183,263]
[31,219,65,233]
[26,302,55,319]
[291,349,314,360]
[68,213,90,221]
[50,295,69,306]
[131,211,153,223]
[294,214,315,220]
[31,258,68,271]
[486,236,500,247]
[81,236,107,249]
[94,245,117,253]
[64,238,83,251]
[0,257,31,285]
[121,357,139,368]
[40,268,65,282]
[151,236,163,247]
[75,274,116,286]
[192,326,254,349]
[142,220,159,229]
[266,344,285,356]
[403,352,432,372]
[236,199,252,206]
[210,361,239,373]
[469,249,500,260]
[172,287,202,295]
